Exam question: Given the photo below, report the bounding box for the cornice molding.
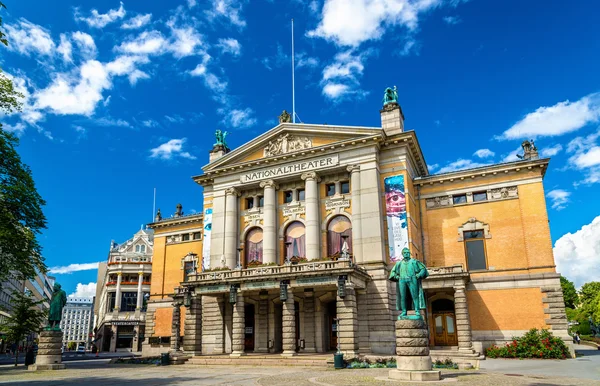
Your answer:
[147,213,203,230]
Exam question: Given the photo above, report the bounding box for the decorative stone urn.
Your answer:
[388,319,440,381]
[28,330,66,371]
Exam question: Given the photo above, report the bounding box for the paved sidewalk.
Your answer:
[480,344,600,381]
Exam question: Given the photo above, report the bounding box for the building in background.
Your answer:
[60,297,94,350]
[142,94,571,363]
[0,276,25,353]
[94,228,153,352]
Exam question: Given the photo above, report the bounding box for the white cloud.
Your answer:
[116,30,167,55]
[6,73,44,125]
[150,138,196,160]
[473,148,495,158]
[443,15,461,24]
[121,13,152,30]
[57,34,73,62]
[566,131,600,185]
[296,52,319,69]
[69,282,96,298]
[499,92,600,140]
[75,2,126,28]
[217,38,241,56]
[94,117,132,128]
[168,26,204,58]
[307,0,444,47]
[398,37,419,56]
[189,64,228,93]
[206,0,247,28]
[165,115,185,124]
[142,119,159,128]
[554,215,600,288]
[72,31,97,59]
[540,144,562,157]
[5,19,56,56]
[427,163,439,172]
[321,50,369,100]
[501,146,522,163]
[2,122,26,135]
[546,189,570,210]
[437,159,490,174]
[187,0,198,7]
[220,108,257,129]
[49,262,100,274]
[323,83,350,99]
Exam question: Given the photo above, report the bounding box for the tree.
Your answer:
[67,341,76,351]
[580,282,600,322]
[0,2,7,46]
[560,275,579,309]
[0,291,47,366]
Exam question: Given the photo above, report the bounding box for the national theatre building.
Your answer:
[142,93,571,363]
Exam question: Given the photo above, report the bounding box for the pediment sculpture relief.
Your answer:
[263,133,312,157]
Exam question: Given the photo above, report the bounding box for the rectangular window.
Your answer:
[326,183,336,197]
[258,196,264,207]
[182,233,190,241]
[464,231,487,271]
[297,189,305,201]
[473,191,487,202]
[340,181,350,194]
[246,197,254,209]
[453,194,467,205]
[193,232,201,240]
[284,190,293,203]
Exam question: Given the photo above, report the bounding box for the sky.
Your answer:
[1,0,599,296]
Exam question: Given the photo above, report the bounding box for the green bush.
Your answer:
[485,329,569,359]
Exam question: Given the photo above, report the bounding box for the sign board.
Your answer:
[241,281,278,290]
[112,321,139,326]
[282,206,305,216]
[197,284,228,294]
[295,276,336,286]
[245,327,253,334]
[240,155,339,183]
[325,199,350,211]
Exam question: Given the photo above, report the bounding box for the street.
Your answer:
[0,352,136,366]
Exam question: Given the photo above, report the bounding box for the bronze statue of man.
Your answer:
[47,283,67,330]
[388,248,428,319]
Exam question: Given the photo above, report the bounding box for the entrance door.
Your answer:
[326,302,337,351]
[244,304,255,352]
[433,312,457,346]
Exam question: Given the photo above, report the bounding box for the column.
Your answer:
[303,290,316,352]
[337,286,359,357]
[301,172,321,260]
[260,179,278,265]
[109,325,118,352]
[356,289,370,353]
[136,272,144,309]
[454,286,474,353]
[281,288,296,357]
[347,165,362,263]
[183,296,202,355]
[255,292,269,353]
[230,292,245,357]
[114,272,122,311]
[201,296,225,355]
[170,302,181,352]
[224,187,240,269]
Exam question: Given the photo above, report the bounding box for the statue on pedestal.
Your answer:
[214,129,228,149]
[383,86,399,106]
[47,283,67,330]
[388,248,428,319]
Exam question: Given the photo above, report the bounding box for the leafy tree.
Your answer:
[67,341,76,351]
[560,275,579,309]
[0,291,47,366]
[0,2,7,46]
[0,70,24,114]
[579,282,600,322]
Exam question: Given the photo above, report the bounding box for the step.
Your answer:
[186,356,330,367]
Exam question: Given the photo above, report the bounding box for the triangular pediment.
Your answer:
[203,123,382,171]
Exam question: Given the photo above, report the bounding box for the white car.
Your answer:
[76,346,86,354]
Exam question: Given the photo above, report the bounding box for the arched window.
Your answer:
[285,221,306,258]
[245,228,263,264]
[135,245,140,252]
[327,216,352,257]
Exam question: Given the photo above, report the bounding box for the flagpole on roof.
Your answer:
[292,18,296,124]
[152,188,156,222]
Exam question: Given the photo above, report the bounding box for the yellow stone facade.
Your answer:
[142,103,571,360]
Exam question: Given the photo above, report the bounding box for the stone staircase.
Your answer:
[185,353,331,367]
[429,346,484,368]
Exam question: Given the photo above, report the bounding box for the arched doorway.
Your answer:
[285,222,306,259]
[327,216,352,257]
[245,227,263,265]
[432,299,457,346]
[244,304,255,352]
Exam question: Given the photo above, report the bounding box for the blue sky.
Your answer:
[1,0,599,295]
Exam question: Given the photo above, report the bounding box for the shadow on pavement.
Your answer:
[438,371,484,379]
[7,377,202,386]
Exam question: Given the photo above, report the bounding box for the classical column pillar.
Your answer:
[454,286,474,353]
[347,165,362,263]
[170,302,181,352]
[183,295,202,355]
[303,290,316,353]
[224,187,240,269]
[230,291,245,357]
[136,272,144,309]
[281,288,296,357]
[259,179,278,265]
[114,272,122,311]
[301,172,321,260]
[337,285,359,357]
[255,291,269,353]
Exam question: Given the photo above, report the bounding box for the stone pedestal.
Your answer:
[28,330,65,371]
[388,319,440,382]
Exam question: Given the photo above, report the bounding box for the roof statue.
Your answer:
[517,139,539,161]
[383,86,399,106]
[279,110,292,123]
[155,208,162,222]
[214,129,228,149]
[175,203,183,217]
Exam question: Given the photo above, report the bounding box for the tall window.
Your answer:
[121,292,137,312]
[285,222,306,258]
[327,216,352,256]
[107,292,116,312]
[464,230,487,270]
[245,228,263,264]
[184,261,195,282]
[297,188,305,201]
[284,191,293,203]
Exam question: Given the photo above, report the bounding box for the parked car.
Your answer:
[76,345,86,353]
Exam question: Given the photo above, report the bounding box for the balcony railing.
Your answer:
[105,281,151,286]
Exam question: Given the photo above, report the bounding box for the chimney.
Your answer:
[380,102,405,136]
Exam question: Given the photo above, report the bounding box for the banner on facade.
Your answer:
[202,207,213,270]
[384,174,408,262]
